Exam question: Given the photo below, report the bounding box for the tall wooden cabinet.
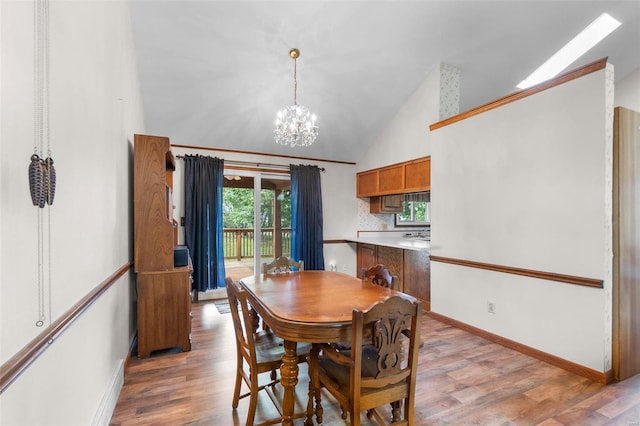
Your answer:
[612,107,640,381]
[134,134,191,358]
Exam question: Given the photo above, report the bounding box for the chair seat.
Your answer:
[255,330,312,365]
[318,346,378,386]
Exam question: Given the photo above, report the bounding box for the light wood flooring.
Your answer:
[109,301,640,425]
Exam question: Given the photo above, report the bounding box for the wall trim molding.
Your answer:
[323,239,350,244]
[430,255,603,288]
[428,311,611,384]
[171,143,356,166]
[429,57,608,131]
[0,262,133,394]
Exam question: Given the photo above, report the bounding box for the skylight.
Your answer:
[516,13,621,89]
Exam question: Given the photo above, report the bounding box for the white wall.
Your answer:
[615,67,640,111]
[430,68,613,372]
[170,147,360,275]
[356,67,438,173]
[1,1,143,425]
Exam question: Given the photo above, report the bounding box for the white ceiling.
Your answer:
[129,1,640,163]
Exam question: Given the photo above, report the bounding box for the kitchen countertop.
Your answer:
[348,234,430,251]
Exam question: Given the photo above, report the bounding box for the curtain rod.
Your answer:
[175,155,325,172]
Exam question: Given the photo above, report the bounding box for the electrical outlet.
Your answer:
[487,301,496,314]
[342,264,347,272]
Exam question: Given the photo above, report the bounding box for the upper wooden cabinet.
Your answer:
[405,157,431,193]
[356,169,378,196]
[134,134,176,272]
[357,156,430,197]
[378,164,404,194]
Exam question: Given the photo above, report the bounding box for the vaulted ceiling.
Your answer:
[129,1,640,163]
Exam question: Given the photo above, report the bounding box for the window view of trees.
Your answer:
[396,201,430,225]
[223,188,291,228]
[222,186,293,259]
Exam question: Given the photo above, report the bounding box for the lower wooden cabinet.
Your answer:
[377,246,404,291]
[356,243,430,309]
[137,266,192,358]
[356,243,377,278]
[404,249,430,310]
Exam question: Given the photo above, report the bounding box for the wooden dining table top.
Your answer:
[239,270,417,343]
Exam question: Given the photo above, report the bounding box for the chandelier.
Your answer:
[274,48,318,147]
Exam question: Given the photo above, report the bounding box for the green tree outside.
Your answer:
[223,187,291,228]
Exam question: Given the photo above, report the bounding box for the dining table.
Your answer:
[239,270,418,426]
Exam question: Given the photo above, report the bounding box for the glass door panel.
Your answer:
[222,171,291,281]
[259,177,292,271]
[222,174,256,281]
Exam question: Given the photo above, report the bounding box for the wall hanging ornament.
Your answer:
[28,154,56,208]
[44,156,56,205]
[29,154,46,207]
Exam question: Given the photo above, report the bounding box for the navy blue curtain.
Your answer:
[290,164,325,270]
[184,155,226,290]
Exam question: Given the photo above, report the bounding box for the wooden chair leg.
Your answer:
[307,345,324,425]
[391,400,401,422]
[245,371,259,426]
[232,356,243,409]
[305,374,315,426]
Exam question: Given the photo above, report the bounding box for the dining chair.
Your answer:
[225,277,311,426]
[362,264,424,350]
[258,256,304,332]
[262,256,304,274]
[361,264,398,289]
[333,264,399,351]
[307,296,422,426]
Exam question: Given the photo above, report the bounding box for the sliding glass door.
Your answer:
[222,170,290,280]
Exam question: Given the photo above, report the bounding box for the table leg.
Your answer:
[281,339,299,426]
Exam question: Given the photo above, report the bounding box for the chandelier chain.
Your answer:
[274,48,318,147]
[293,56,297,105]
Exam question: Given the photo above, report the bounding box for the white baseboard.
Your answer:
[92,359,124,426]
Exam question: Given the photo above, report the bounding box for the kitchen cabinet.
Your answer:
[376,246,404,291]
[356,170,378,197]
[356,243,377,278]
[378,164,404,194]
[369,194,404,214]
[134,134,192,358]
[403,249,430,310]
[356,242,430,308]
[356,156,430,197]
[404,157,431,193]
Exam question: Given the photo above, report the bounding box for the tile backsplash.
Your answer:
[357,198,395,230]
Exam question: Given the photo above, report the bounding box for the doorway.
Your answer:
[222,171,291,282]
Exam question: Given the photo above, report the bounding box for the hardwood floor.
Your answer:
[110,301,640,425]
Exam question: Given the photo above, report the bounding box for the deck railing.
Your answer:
[223,228,292,260]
